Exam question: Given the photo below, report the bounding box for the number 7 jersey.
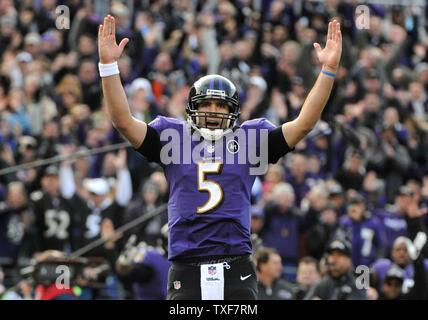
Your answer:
[138,116,292,260]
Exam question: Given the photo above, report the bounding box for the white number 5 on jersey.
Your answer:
[197,162,224,214]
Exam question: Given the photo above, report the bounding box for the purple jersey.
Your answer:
[373,209,407,256]
[371,258,428,294]
[339,214,386,266]
[147,116,284,260]
[133,248,171,300]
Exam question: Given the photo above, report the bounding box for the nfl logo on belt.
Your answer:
[173,281,181,290]
[208,266,217,275]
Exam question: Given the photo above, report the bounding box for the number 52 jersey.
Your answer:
[136,116,292,260]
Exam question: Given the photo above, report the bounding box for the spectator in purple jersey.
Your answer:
[285,152,312,207]
[374,186,413,257]
[99,16,342,300]
[362,170,386,211]
[371,193,428,296]
[261,182,318,281]
[337,193,387,267]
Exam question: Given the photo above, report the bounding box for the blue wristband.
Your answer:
[321,69,336,77]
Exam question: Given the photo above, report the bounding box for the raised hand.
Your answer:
[98,15,129,64]
[313,20,342,73]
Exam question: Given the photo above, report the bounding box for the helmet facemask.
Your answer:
[186,76,240,141]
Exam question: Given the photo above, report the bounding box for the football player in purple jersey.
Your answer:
[98,15,342,300]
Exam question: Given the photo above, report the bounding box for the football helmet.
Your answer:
[186,74,240,140]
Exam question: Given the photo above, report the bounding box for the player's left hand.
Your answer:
[313,20,342,73]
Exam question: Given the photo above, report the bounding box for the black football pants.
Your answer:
[167,255,258,300]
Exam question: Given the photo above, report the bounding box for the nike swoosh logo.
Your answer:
[240,274,252,281]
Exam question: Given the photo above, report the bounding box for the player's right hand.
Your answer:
[98,15,129,64]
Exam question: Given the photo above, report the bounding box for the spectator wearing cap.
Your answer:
[9,52,32,88]
[304,239,367,300]
[23,32,41,58]
[337,193,386,267]
[255,247,296,300]
[127,77,159,124]
[29,165,78,254]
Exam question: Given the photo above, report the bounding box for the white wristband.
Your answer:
[98,61,120,77]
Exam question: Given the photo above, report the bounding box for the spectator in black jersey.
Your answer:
[30,165,77,253]
[59,147,132,258]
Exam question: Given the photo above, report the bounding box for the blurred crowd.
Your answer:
[1,0,428,300]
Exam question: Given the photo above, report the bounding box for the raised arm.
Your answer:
[282,20,342,148]
[98,15,147,148]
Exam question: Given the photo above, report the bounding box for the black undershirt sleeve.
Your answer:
[135,125,162,163]
[267,126,294,164]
